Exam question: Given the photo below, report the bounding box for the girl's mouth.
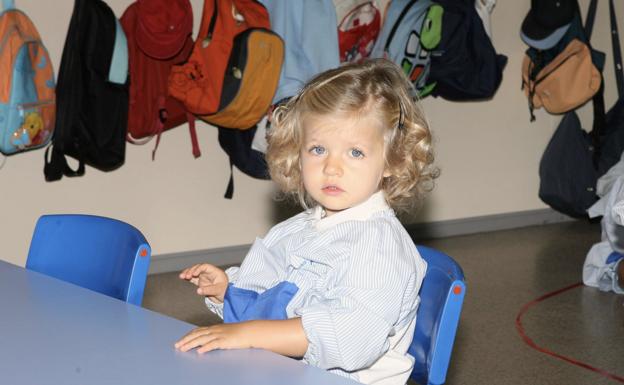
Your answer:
[322,185,344,195]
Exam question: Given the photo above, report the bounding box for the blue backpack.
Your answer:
[371,0,443,98]
[0,0,55,157]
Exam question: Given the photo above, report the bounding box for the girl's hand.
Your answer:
[179,263,228,303]
[175,319,308,357]
[174,323,251,354]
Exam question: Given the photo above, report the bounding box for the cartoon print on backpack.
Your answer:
[336,1,383,63]
[371,0,442,98]
[398,5,441,97]
[10,110,52,150]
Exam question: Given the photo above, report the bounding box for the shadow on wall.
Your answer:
[270,196,302,224]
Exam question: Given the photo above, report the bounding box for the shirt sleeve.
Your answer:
[295,223,421,371]
[204,297,224,318]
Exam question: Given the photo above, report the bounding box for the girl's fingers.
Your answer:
[179,264,201,279]
[188,264,203,277]
[191,264,214,279]
[196,338,222,354]
[175,328,219,352]
[174,327,207,348]
[178,268,191,279]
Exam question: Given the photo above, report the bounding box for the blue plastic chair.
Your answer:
[410,246,466,385]
[26,214,151,306]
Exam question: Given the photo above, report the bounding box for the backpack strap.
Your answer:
[206,0,218,43]
[585,0,605,164]
[148,112,200,160]
[44,145,85,181]
[609,0,623,97]
[150,111,200,159]
[224,160,235,199]
[128,98,200,160]
[148,95,168,160]
[187,113,200,158]
[583,0,598,40]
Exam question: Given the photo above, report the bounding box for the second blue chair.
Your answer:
[410,246,466,385]
[26,214,151,306]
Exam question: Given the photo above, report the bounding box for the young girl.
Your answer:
[175,58,437,385]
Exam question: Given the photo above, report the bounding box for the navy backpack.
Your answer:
[428,0,507,100]
[218,124,270,199]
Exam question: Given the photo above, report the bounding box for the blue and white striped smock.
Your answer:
[207,191,427,385]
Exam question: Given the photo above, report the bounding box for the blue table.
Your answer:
[0,260,358,385]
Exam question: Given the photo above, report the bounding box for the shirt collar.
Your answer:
[310,191,391,231]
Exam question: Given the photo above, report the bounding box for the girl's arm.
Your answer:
[174,318,309,357]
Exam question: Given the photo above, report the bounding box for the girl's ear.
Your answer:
[383,168,392,178]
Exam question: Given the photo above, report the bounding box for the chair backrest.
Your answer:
[410,246,466,385]
[26,214,151,306]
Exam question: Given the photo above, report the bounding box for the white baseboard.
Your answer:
[149,208,574,274]
[406,208,574,240]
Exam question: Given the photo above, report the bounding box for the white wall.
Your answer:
[2,0,622,266]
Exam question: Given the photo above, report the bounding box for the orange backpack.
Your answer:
[0,0,55,156]
[168,0,283,130]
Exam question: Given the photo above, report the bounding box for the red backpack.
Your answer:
[121,0,200,159]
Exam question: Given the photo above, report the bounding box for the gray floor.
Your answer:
[142,220,624,385]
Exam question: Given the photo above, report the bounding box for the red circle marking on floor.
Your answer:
[515,282,624,383]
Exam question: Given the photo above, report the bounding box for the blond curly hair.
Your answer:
[266,58,438,213]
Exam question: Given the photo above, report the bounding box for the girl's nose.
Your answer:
[323,155,343,177]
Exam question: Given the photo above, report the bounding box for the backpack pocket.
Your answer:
[522,39,601,115]
[199,28,284,129]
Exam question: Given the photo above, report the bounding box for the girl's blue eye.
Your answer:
[350,148,364,158]
[310,145,325,155]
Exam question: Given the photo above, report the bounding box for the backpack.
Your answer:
[44,0,129,181]
[218,122,270,199]
[370,0,443,98]
[258,0,340,104]
[121,0,200,160]
[521,3,604,121]
[0,0,55,156]
[334,0,389,63]
[427,0,507,101]
[537,0,609,218]
[168,0,284,130]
